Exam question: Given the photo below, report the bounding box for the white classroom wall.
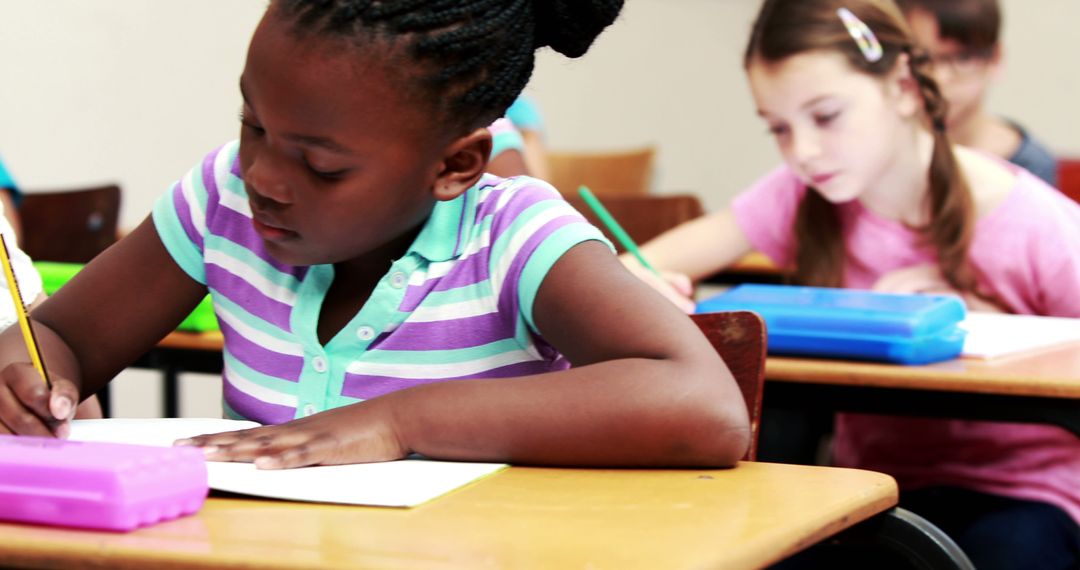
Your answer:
[1,0,1077,416]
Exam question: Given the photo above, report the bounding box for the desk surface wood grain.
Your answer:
[0,462,895,570]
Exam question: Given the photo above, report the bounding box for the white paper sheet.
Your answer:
[69,418,507,507]
[961,312,1080,359]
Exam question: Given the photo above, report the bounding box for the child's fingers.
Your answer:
[0,382,55,437]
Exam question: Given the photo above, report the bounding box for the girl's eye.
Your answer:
[304,160,349,180]
[238,112,265,135]
[768,124,789,137]
[814,111,840,126]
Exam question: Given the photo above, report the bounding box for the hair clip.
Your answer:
[837,7,883,63]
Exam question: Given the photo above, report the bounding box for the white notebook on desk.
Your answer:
[68,418,507,508]
[960,312,1080,359]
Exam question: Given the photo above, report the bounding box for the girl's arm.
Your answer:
[619,208,756,312]
[634,207,754,281]
[185,240,751,468]
[0,218,207,436]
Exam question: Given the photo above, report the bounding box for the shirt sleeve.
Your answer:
[729,165,807,268]
[0,156,23,206]
[488,118,525,161]
[152,141,240,285]
[484,176,611,333]
[505,95,545,133]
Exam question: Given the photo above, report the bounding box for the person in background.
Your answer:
[0,155,25,239]
[504,95,550,180]
[898,0,1059,186]
[625,0,1080,566]
[0,154,103,420]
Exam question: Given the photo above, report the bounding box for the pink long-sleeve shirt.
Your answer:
[732,163,1080,524]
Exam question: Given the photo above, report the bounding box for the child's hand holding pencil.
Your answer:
[0,235,78,438]
[576,186,697,313]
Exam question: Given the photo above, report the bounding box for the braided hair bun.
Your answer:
[532,0,624,57]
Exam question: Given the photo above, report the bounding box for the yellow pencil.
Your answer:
[0,235,50,386]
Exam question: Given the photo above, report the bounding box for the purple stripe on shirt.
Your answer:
[495,216,580,317]
[341,359,565,400]
[219,320,304,380]
[223,381,296,425]
[201,148,224,213]
[171,182,205,252]
[211,206,297,274]
[206,264,294,331]
[398,259,491,311]
[374,312,509,351]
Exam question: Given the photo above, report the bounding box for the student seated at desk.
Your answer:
[0,0,751,472]
[624,0,1080,567]
[897,0,1059,188]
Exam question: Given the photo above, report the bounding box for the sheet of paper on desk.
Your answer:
[960,312,1080,359]
[68,418,507,508]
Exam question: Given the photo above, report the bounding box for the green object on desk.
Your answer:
[576,185,660,276]
[33,261,220,333]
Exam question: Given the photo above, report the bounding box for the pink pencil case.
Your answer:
[0,434,208,531]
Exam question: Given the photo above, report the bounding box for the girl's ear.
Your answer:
[433,128,492,201]
[887,53,922,119]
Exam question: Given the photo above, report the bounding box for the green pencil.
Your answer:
[576,186,660,276]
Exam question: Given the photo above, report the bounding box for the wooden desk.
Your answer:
[0,463,898,570]
[765,341,1080,436]
[137,334,1080,436]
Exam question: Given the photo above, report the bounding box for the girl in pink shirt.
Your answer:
[629,0,1080,567]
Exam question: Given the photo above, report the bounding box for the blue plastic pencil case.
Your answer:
[695,284,967,364]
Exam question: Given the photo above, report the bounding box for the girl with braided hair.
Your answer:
[627,0,1080,566]
[0,0,753,471]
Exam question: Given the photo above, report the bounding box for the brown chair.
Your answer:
[690,311,767,461]
[546,146,656,197]
[1058,158,1080,205]
[563,193,704,253]
[19,184,121,263]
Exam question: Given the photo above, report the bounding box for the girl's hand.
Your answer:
[873,264,1006,313]
[176,400,408,469]
[619,256,697,313]
[0,362,79,438]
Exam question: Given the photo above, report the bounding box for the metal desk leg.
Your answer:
[163,363,180,418]
[830,507,975,569]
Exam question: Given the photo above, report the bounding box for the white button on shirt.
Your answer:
[389,271,407,289]
[356,326,376,341]
[302,403,317,417]
[311,356,327,373]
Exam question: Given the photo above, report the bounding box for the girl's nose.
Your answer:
[789,127,822,165]
[245,152,293,205]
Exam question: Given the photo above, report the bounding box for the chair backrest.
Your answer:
[20,184,121,263]
[1058,158,1080,204]
[546,146,656,197]
[563,193,704,252]
[690,311,767,461]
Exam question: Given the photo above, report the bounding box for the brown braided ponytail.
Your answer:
[745,0,977,293]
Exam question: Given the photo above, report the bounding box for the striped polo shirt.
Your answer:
[153,141,607,424]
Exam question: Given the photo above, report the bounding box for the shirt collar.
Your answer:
[407,178,485,262]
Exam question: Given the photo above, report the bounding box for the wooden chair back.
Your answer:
[564,193,704,252]
[20,184,121,263]
[690,311,767,461]
[1058,158,1080,204]
[546,146,656,197]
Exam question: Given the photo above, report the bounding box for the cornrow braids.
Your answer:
[274,0,623,134]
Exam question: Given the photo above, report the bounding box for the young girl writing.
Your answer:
[627,0,1080,566]
[0,1,751,469]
